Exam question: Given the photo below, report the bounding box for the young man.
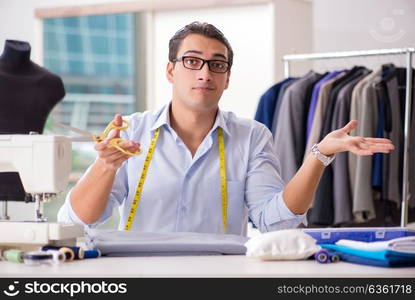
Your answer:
[58,22,394,235]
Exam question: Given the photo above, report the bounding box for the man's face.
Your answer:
[166,34,231,112]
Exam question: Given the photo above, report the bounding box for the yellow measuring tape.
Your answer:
[217,127,228,232]
[124,127,160,231]
[124,127,228,232]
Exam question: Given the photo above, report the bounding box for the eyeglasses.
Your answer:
[172,56,230,73]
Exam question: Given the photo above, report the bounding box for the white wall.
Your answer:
[311,0,415,72]
[274,0,313,79]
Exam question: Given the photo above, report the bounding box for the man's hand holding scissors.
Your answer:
[95,114,141,170]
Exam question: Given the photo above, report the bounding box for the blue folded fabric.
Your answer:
[320,244,415,268]
[331,252,415,268]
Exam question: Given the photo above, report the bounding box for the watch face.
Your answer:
[311,144,335,166]
[324,154,335,166]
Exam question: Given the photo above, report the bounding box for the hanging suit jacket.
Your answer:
[409,77,415,210]
[331,70,371,225]
[254,78,294,131]
[379,70,401,206]
[305,72,346,163]
[383,68,415,209]
[408,76,415,210]
[271,78,298,135]
[306,71,344,141]
[273,71,324,183]
[310,66,370,225]
[348,67,383,209]
[351,68,387,222]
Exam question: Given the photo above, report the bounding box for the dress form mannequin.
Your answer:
[0,39,65,201]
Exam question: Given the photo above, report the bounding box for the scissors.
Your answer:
[56,119,142,156]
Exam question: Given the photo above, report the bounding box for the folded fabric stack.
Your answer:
[85,229,248,256]
[320,236,415,267]
[245,229,321,260]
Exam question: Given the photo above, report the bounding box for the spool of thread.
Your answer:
[23,251,54,266]
[329,252,340,263]
[41,246,83,260]
[4,249,24,263]
[45,250,65,264]
[59,247,75,262]
[69,247,84,259]
[84,249,101,259]
[40,247,74,262]
[314,249,340,264]
[314,249,329,263]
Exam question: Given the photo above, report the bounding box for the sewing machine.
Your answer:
[0,134,84,251]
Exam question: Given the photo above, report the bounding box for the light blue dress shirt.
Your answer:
[58,103,307,236]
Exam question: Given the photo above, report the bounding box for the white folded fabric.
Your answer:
[336,236,415,254]
[245,229,320,260]
[85,229,249,256]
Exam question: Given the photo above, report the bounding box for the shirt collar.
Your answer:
[150,102,231,137]
[210,108,231,137]
[150,103,171,132]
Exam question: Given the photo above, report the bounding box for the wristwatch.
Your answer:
[310,143,336,166]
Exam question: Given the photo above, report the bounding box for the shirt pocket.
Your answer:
[226,180,247,235]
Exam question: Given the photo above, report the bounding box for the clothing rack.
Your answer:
[282,47,415,227]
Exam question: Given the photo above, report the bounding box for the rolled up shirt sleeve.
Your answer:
[245,124,308,233]
[57,158,129,227]
[264,191,308,231]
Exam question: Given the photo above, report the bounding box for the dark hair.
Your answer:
[169,21,233,70]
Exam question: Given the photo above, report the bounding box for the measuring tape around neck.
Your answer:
[217,127,228,232]
[124,127,228,232]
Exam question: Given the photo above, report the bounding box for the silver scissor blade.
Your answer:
[53,121,93,138]
[66,136,93,142]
